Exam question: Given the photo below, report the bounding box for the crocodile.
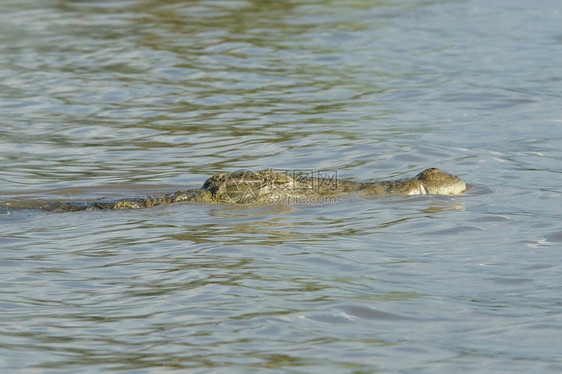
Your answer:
[3,168,466,212]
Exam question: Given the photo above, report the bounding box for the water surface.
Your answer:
[1,0,562,372]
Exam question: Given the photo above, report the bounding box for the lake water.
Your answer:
[1,0,562,372]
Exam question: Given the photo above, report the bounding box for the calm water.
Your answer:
[1,0,562,372]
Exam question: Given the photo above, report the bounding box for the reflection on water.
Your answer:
[1,0,562,372]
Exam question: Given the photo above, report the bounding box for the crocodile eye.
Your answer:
[208,185,221,196]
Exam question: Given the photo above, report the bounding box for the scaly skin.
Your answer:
[3,168,466,212]
[192,168,466,203]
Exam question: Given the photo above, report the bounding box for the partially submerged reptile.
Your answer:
[4,168,466,212]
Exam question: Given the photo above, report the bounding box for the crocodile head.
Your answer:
[414,168,467,195]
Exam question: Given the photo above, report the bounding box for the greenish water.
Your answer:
[1,0,562,372]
